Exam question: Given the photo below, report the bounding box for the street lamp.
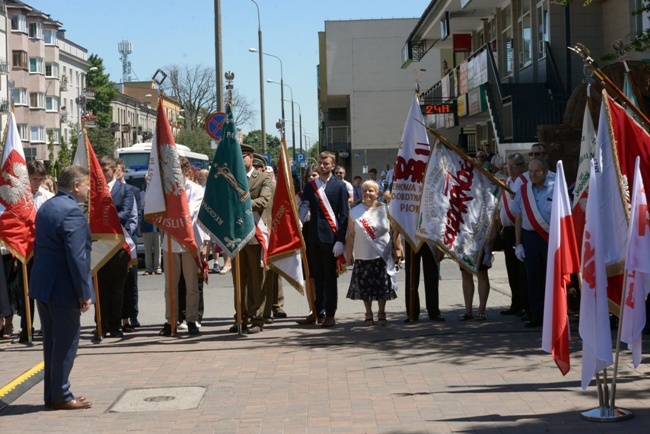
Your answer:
[249,48,284,140]
[267,79,295,159]
[250,0,267,153]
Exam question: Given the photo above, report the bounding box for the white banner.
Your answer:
[416,142,501,273]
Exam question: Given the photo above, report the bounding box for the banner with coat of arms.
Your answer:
[415,139,502,273]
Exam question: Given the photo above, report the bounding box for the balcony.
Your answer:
[0,59,8,75]
[108,122,120,133]
[324,126,350,151]
[60,75,68,91]
[121,124,131,133]
[82,88,95,100]
[0,99,8,113]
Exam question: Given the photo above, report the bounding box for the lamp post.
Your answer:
[250,0,267,153]
[267,79,295,159]
[249,48,284,140]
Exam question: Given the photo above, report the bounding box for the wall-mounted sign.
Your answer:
[421,103,456,116]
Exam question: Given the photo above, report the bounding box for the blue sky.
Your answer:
[28,0,430,151]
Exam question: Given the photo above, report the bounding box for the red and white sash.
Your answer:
[520,177,550,242]
[254,212,269,265]
[350,203,397,289]
[501,174,525,226]
[310,179,347,272]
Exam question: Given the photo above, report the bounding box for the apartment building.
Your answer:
[0,4,9,134]
[57,29,90,145]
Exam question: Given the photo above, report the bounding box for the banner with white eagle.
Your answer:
[415,138,502,273]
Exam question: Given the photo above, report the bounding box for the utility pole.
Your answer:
[214,0,224,112]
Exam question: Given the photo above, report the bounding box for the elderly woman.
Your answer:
[345,180,403,326]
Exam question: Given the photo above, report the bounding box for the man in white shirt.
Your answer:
[334,165,354,206]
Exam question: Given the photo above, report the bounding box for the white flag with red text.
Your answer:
[579,160,613,390]
[542,161,580,376]
[415,138,501,273]
[388,94,431,252]
[621,157,650,368]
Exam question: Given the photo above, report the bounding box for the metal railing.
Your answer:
[325,125,350,150]
[60,76,68,91]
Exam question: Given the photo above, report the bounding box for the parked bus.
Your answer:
[114,142,210,172]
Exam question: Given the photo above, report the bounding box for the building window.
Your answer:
[537,0,549,58]
[47,128,60,144]
[29,92,45,109]
[29,57,44,74]
[44,30,58,45]
[13,88,27,106]
[28,22,43,39]
[46,96,59,112]
[10,15,26,32]
[18,124,29,141]
[518,10,532,68]
[12,51,28,69]
[45,62,59,78]
[30,126,45,143]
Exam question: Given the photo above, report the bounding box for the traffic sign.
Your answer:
[205,112,226,140]
[296,153,305,163]
[262,153,272,166]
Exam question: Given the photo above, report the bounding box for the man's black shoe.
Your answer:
[429,315,446,322]
[500,308,518,316]
[187,322,200,335]
[404,318,419,323]
[130,319,141,327]
[515,309,527,317]
[273,309,287,318]
[122,324,135,333]
[107,329,124,338]
[18,329,29,343]
[228,323,247,333]
[159,323,172,336]
[525,318,543,328]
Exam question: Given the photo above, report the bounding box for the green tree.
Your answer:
[242,130,281,165]
[57,135,73,171]
[86,54,117,129]
[87,127,117,159]
[47,129,56,175]
[175,128,215,160]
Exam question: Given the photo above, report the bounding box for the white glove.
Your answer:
[514,244,525,262]
[333,241,345,257]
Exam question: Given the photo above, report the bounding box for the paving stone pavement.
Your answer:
[1,253,649,433]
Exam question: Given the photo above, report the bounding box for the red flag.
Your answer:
[266,139,306,293]
[542,161,580,376]
[0,112,36,262]
[144,99,198,256]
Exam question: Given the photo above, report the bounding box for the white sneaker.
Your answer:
[196,322,201,328]
[177,320,188,330]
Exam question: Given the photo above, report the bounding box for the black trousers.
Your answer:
[97,249,130,332]
[121,263,139,321]
[522,230,548,322]
[404,243,440,319]
[502,226,528,311]
[309,240,338,318]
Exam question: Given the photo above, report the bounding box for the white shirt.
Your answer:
[162,180,205,253]
[33,186,54,210]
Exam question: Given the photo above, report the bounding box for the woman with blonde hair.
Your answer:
[345,180,403,326]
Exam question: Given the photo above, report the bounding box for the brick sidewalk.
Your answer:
[1,254,649,433]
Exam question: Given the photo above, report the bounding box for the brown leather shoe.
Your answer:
[48,398,92,410]
[295,315,316,325]
[321,317,336,327]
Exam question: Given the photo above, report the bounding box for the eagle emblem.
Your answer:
[159,143,184,196]
[0,162,31,206]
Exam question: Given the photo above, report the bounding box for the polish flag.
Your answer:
[621,157,650,368]
[0,112,36,262]
[542,161,580,376]
[578,160,613,390]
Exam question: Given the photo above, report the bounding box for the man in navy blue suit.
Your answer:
[96,156,132,338]
[30,166,93,410]
[298,151,349,327]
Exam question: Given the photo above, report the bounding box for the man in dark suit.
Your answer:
[96,156,132,338]
[298,151,349,327]
[30,166,93,410]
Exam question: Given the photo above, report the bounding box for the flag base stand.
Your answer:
[580,406,633,422]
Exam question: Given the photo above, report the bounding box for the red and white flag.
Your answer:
[144,98,198,257]
[542,161,580,376]
[621,157,650,368]
[572,100,597,254]
[388,94,431,252]
[579,160,613,390]
[0,112,36,262]
[266,139,306,293]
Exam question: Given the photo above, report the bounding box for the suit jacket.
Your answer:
[301,176,349,244]
[129,185,142,236]
[248,170,273,246]
[111,181,134,228]
[29,191,93,305]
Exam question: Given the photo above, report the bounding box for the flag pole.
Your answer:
[20,262,32,344]
[167,237,176,336]
[92,274,102,340]
[234,252,243,335]
[409,248,416,322]
[609,273,628,409]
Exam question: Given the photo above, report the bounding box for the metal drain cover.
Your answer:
[109,386,206,413]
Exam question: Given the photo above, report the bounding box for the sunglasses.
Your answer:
[529,151,545,157]
[335,172,344,175]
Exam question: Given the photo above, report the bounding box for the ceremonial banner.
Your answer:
[596,92,631,312]
[73,127,127,269]
[0,112,36,262]
[572,101,597,254]
[579,161,613,389]
[266,139,306,294]
[388,94,431,252]
[541,161,580,376]
[415,138,501,273]
[198,103,254,258]
[144,99,198,256]
[621,157,650,368]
